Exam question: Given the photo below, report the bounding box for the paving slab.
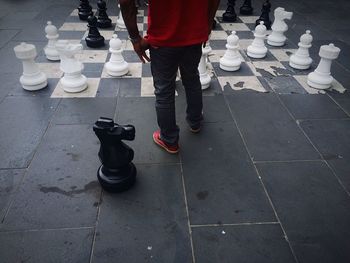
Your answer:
[192,224,296,263]
[279,94,349,120]
[180,122,275,225]
[0,96,59,169]
[0,228,93,263]
[0,169,25,221]
[226,92,321,161]
[1,124,101,231]
[115,97,179,164]
[92,164,192,263]
[257,161,350,263]
[329,92,350,116]
[52,97,117,125]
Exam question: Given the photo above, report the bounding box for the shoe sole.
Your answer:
[153,134,179,154]
[189,127,201,133]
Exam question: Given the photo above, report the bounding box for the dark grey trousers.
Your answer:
[150,44,203,145]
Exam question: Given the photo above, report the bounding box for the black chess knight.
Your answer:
[85,15,105,48]
[240,0,253,15]
[255,0,272,29]
[93,117,137,192]
[222,0,237,22]
[78,0,93,21]
[96,0,112,28]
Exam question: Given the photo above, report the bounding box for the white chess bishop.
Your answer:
[14,42,48,91]
[307,43,341,90]
[289,30,313,70]
[117,4,126,29]
[198,42,211,90]
[267,7,293,47]
[105,34,129,77]
[44,21,60,61]
[56,40,88,93]
[220,31,241,71]
[247,21,268,59]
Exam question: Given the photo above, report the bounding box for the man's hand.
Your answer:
[132,36,150,63]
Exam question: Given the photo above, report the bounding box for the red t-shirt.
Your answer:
[146,0,209,47]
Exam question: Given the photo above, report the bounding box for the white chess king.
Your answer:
[56,41,88,93]
[307,43,341,90]
[14,42,48,91]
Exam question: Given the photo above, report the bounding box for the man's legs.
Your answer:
[179,44,203,130]
[150,46,180,146]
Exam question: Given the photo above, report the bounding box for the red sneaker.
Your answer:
[152,130,179,154]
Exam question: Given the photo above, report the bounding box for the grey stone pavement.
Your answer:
[1,0,350,262]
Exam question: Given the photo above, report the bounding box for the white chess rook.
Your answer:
[105,34,129,76]
[56,41,88,93]
[44,21,60,61]
[117,4,126,29]
[220,31,241,71]
[247,21,268,59]
[267,7,293,47]
[307,43,340,90]
[289,30,313,70]
[14,42,48,91]
[199,45,211,90]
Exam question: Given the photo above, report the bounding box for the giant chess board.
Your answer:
[34,7,346,98]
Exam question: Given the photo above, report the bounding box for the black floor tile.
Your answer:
[280,94,349,120]
[257,161,350,263]
[1,124,101,231]
[300,119,350,159]
[0,228,93,263]
[0,96,59,169]
[226,93,320,161]
[117,78,141,97]
[0,29,19,48]
[92,164,192,263]
[0,169,25,221]
[192,224,296,263]
[52,97,117,124]
[181,122,275,224]
[266,76,307,94]
[115,97,179,164]
[96,78,119,97]
[327,159,350,193]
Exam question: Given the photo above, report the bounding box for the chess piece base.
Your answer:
[97,163,136,192]
[116,20,126,29]
[20,73,48,91]
[97,20,112,28]
[289,56,312,70]
[60,74,88,93]
[267,35,286,47]
[240,7,253,15]
[78,12,93,21]
[307,72,333,90]
[200,74,211,90]
[223,11,237,22]
[106,61,129,77]
[44,47,60,61]
[85,37,105,48]
[247,46,267,59]
[220,57,241,71]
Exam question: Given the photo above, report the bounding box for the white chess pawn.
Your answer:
[117,4,126,29]
[247,21,268,59]
[14,42,48,91]
[307,43,341,90]
[44,21,60,61]
[289,30,313,70]
[56,40,88,93]
[105,34,129,76]
[267,7,293,47]
[220,31,241,71]
[199,45,211,90]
